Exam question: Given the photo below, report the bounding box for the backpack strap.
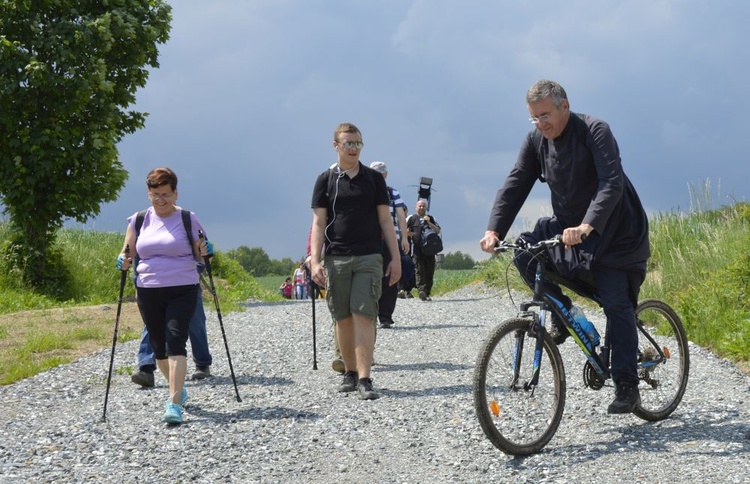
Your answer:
[181,209,196,256]
[135,210,147,237]
[132,210,147,282]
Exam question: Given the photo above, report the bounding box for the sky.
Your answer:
[76,0,750,262]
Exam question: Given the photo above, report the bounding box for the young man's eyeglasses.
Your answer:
[149,192,175,201]
[337,140,364,150]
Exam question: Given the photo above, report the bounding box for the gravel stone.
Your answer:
[1,283,749,483]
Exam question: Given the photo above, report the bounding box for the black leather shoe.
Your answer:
[608,381,641,414]
[192,366,211,380]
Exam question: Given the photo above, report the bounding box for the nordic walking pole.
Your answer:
[305,264,318,370]
[102,245,129,422]
[199,231,242,402]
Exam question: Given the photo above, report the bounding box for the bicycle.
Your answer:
[473,236,690,455]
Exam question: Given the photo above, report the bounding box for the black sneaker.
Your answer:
[405,292,414,299]
[357,377,380,400]
[607,381,641,414]
[338,371,358,392]
[131,368,155,387]
[418,291,427,301]
[397,290,406,299]
[379,317,394,329]
[192,366,211,380]
[549,314,569,345]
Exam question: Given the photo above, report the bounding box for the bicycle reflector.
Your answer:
[663,347,671,359]
[490,401,500,416]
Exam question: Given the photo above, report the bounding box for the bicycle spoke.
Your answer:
[474,319,566,455]
[633,299,690,421]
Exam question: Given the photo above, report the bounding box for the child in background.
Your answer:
[279,277,293,299]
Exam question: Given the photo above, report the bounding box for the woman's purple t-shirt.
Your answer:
[128,208,204,288]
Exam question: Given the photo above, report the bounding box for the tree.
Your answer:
[269,257,296,277]
[0,1,172,287]
[442,251,476,270]
[226,246,274,277]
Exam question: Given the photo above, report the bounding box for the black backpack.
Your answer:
[420,224,443,257]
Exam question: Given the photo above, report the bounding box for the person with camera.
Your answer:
[407,199,441,301]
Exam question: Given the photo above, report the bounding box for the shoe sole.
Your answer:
[331,359,345,374]
[163,414,183,424]
[607,397,640,414]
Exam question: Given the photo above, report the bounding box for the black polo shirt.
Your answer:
[311,162,389,256]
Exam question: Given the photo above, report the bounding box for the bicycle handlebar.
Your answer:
[494,235,563,254]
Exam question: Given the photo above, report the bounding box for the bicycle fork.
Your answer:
[510,309,547,393]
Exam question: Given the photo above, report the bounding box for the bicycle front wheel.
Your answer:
[473,318,566,455]
[632,299,690,421]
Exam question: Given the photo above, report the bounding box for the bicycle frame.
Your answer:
[509,238,612,387]
[477,236,690,455]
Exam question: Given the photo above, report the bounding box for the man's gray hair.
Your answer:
[526,79,568,108]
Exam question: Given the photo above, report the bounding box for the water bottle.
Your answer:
[570,306,600,348]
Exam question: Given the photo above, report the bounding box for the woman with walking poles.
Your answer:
[116,167,211,424]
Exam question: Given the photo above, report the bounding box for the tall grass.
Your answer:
[431,269,482,295]
[644,203,750,362]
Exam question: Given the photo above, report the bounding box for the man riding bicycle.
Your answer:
[480,79,650,414]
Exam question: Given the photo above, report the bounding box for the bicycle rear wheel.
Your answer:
[632,299,690,421]
[473,318,566,455]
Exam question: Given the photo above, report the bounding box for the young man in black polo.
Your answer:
[308,123,401,400]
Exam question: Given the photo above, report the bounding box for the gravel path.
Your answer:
[1,284,749,483]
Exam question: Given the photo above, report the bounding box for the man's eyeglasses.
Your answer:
[149,192,175,201]
[528,113,552,124]
[337,140,364,150]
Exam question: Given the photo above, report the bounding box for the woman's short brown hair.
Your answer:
[146,167,178,190]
